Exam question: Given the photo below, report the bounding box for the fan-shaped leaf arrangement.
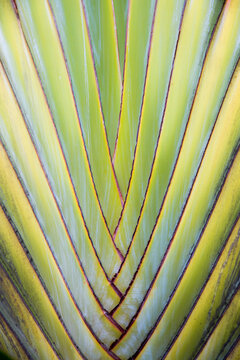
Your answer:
[0,0,240,359]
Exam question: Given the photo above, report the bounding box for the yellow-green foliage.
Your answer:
[0,0,239,359]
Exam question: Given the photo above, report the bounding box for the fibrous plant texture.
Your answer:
[0,0,240,359]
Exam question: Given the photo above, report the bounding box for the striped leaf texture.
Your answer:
[0,0,240,359]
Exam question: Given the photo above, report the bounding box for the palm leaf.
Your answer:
[0,0,239,359]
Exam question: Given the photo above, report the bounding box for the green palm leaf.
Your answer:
[0,0,239,359]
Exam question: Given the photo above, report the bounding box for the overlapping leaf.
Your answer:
[0,0,239,359]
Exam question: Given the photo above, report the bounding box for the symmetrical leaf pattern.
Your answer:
[0,0,239,359]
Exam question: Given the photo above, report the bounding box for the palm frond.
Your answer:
[0,0,239,359]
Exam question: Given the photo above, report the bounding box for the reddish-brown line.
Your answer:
[113,0,187,244]
[194,284,240,360]
[49,0,123,253]
[12,0,122,289]
[17,16,122,298]
[110,144,240,352]
[0,314,30,359]
[0,201,87,360]
[13,0,124,324]
[161,217,240,360]
[0,304,34,360]
[46,0,123,257]
[111,283,123,298]
[112,0,159,240]
[132,208,240,359]
[0,139,120,360]
[104,313,124,334]
[112,0,130,163]
[112,0,187,275]
[14,0,123,288]
[81,0,124,204]
[223,334,240,359]
[11,0,19,18]
[112,0,227,282]
[1,49,122,330]
[111,0,123,84]
[0,316,23,359]
[4,3,123,298]
[110,49,239,317]
[0,260,62,360]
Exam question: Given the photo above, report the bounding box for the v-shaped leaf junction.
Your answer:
[0,0,239,359]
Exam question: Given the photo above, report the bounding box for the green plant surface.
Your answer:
[0,0,239,359]
[112,0,128,78]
